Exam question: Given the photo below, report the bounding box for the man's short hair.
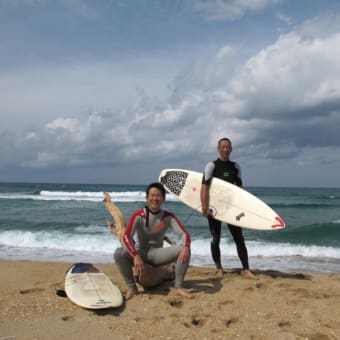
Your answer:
[218,137,232,146]
[146,182,166,198]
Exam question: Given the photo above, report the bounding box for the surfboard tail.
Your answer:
[272,216,285,229]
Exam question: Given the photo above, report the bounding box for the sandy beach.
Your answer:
[0,260,339,340]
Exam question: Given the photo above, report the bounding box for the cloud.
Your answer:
[46,118,78,131]
[0,60,172,131]
[191,0,282,21]
[295,13,340,40]
[276,12,292,25]
[231,31,340,117]
[170,45,238,101]
[1,13,340,186]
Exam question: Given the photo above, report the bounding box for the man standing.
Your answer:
[200,137,258,279]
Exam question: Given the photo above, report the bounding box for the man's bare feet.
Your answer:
[124,289,137,300]
[216,268,224,278]
[174,288,194,299]
[242,269,259,280]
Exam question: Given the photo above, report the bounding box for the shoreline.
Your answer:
[1,253,340,275]
[1,260,340,339]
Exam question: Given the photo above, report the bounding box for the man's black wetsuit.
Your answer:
[202,158,250,270]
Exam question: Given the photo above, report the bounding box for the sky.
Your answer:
[1,0,340,187]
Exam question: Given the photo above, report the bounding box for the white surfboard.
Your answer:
[159,169,285,230]
[65,263,123,309]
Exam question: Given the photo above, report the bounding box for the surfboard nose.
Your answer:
[272,216,286,229]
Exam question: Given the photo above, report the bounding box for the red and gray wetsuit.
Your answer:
[114,207,191,292]
[202,158,250,270]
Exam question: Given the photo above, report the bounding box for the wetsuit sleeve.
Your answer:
[166,212,191,247]
[202,161,215,185]
[122,211,140,257]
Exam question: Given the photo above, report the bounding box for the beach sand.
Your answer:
[0,261,339,340]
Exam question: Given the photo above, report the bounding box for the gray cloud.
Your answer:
[1,13,340,186]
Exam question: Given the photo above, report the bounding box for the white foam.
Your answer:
[1,228,340,275]
[190,238,340,259]
[0,230,121,253]
[0,190,178,202]
[0,228,339,259]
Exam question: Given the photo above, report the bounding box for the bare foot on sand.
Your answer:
[174,288,194,299]
[216,268,224,278]
[124,289,137,300]
[242,269,259,280]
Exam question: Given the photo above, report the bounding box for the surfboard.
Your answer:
[64,263,123,309]
[159,169,285,230]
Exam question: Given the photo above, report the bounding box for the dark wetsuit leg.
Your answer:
[228,224,249,270]
[208,217,222,269]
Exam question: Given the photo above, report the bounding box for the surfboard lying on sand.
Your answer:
[159,169,285,231]
[65,263,123,309]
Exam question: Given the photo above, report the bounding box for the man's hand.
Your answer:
[133,254,144,275]
[202,207,212,218]
[179,246,190,264]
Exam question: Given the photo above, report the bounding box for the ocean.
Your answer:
[0,182,339,274]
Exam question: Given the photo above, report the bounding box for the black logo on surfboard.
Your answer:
[236,212,245,221]
[160,171,188,196]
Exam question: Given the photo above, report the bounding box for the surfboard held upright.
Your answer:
[159,169,285,231]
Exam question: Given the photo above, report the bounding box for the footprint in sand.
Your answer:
[61,315,74,321]
[191,316,205,327]
[168,298,183,308]
[278,321,291,328]
[19,288,44,294]
[255,282,267,289]
[225,317,238,328]
[244,286,255,292]
[218,299,233,306]
[183,316,205,328]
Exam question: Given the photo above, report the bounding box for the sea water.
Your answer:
[0,182,339,273]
